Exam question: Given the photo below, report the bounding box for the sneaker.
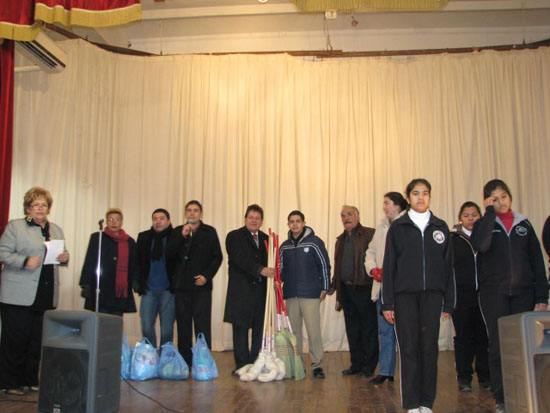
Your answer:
[458,379,472,392]
[313,367,325,379]
[420,407,433,413]
[495,403,506,413]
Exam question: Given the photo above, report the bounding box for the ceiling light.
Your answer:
[258,0,269,3]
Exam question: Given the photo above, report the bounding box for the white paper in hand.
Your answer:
[44,240,65,264]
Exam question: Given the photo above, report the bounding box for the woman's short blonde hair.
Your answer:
[106,208,123,220]
[23,187,53,215]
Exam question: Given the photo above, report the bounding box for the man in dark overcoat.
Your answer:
[223,204,276,373]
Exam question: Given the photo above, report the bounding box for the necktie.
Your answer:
[252,233,259,247]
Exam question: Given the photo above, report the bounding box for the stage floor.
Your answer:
[1,350,496,412]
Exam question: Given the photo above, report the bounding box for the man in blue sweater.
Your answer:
[279,210,331,379]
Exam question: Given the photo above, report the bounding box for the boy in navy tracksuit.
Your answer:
[381,179,455,413]
[279,210,331,379]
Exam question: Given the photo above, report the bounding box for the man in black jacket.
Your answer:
[166,201,223,367]
[136,208,176,348]
[223,204,276,373]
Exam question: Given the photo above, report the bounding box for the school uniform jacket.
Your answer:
[451,225,479,307]
[470,205,548,303]
[279,226,331,299]
[381,211,455,313]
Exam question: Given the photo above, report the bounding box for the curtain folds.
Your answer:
[290,0,449,12]
[11,41,550,349]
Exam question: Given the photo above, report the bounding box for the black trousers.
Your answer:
[0,304,44,389]
[340,284,379,374]
[231,298,265,370]
[478,289,535,404]
[175,289,212,367]
[394,291,443,410]
[451,299,489,383]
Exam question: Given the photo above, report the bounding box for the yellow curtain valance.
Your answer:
[34,3,142,29]
[0,1,141,42]
[290,0,449,12]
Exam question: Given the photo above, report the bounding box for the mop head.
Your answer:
[236,364,253,376]
[240,352,266,382]
[258,352,279,382]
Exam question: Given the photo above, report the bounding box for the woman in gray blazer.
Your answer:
[0,187,69,395]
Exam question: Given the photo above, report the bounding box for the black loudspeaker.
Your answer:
[38,310,123,413]
[498,311,550,413]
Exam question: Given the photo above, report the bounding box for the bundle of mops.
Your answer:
[237,230,304,382]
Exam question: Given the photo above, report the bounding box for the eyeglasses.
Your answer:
[108,217,121,222]
[30,203,48,209]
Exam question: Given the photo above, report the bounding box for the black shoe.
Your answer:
[479,379,491,391]
[342,368,361,376]
[458,380,472,393]
[313,368,325,379]
[370,375,393,384]
[359,371,374,378]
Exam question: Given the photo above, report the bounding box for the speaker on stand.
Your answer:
[38,310,123,413]
[498,311,550,413]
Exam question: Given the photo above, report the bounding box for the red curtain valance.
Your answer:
[0,0,141,41]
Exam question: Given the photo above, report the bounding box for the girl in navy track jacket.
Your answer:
[470,179,548,413]
[381,178,455,413]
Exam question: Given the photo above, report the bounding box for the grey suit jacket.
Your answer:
[0,218,66,307]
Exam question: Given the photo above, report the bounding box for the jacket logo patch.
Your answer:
[304,247,310,253]
[515,226,528,236]
[433,230,445,244]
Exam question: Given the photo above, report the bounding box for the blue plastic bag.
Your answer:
[158,342,189,380]
[192,333,218,380]
[130,338,159,381]
[121,333,133,380]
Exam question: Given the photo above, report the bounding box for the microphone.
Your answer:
[186,218,195,237]
[98,219,104,231]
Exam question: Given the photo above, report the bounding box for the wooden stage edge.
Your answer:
[1,350,498,413]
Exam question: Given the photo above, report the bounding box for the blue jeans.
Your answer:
[377,299,396,376]
[139,289,175,348]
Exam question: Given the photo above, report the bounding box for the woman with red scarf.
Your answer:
[471,179,548,413]
[80,208,137,316]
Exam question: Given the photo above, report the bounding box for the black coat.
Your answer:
[471,206,548,303]
[80,231,138,313]
[165,222,223,291]
[381,212,455,313]
[451,227,478,307]
[223,226,268,327]
[542,215,550,258]
[136,227,176,294]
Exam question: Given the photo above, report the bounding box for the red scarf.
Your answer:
[104,228,130,298]
[497,210,514,232]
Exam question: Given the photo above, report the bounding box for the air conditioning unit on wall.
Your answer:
[16,31,67,73]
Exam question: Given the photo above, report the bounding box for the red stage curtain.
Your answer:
[0,1,39,41]
[0,39,14,238]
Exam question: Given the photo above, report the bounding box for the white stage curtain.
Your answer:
[10,40,550,350]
